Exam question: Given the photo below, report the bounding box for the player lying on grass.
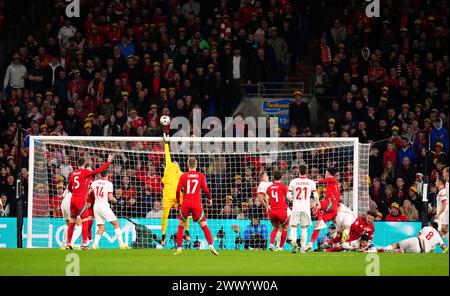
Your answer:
[287,165,319,253]
[161,133,190,246]
[66,154,113,250]
[435,177,448,244]
[383,222,448,253]
[259,170,289,252]
[174,157,219,255]
[324,210,377,252]
[305,167,340,251]
[90,170,128,249]
[318,203,357,249]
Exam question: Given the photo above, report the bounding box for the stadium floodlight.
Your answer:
[26,136,369,248]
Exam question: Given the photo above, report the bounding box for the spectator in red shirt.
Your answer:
[385,202,408,221]
[383,141,398,167]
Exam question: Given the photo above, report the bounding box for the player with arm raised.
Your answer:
[263,170,289,252]
[66,154,113,250]
[305,167,340,251]
[287,165,319,253]
[174,157,219,255]
[384,222,448,253]
[435,177,449,244]
[160,134,190,246]
[91,170,128,249]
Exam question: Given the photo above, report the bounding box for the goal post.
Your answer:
[26,136,370,249]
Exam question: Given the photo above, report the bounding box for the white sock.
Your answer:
[93,234,102,247]
[444,232,449,244]
[276,230,282,248]
[71,225,82,245]
[290,227,297,243]
[115,228,124,245]
[62,226,68,245]
[301,228,307,248]
[385,245,393,251]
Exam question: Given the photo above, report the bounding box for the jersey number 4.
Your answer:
[270,190,279,202]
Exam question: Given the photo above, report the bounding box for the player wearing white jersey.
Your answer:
[60,187,72,249]
[257,172,282,250]
[384,222,447,253]
[90,170,128,249]
[287,165,319,253]
[335,203,357,242]
[435,177,449,243]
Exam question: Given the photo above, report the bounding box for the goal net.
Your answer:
[27,136,369,249]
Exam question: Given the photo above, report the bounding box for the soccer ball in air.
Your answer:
[160,115,171,126]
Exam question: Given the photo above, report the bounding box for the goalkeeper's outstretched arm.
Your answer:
[163,134,172,165]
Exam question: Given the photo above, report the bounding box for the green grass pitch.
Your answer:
[0,249,448,276]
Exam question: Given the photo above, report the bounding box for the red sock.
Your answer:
[325,246,341,252]
[88,220,93,240]
[270,228,277,245]
[201,225,213,245]
[81,220,89,245]
[67,222,75,244]
[177,225,184,247]
[279,230,288,248]
[310,229,320,243]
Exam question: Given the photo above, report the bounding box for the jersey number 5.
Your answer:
[73,176,80,189]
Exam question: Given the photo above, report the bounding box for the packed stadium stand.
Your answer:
[0,0,448,227]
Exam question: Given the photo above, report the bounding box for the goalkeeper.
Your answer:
[160,133,190,246]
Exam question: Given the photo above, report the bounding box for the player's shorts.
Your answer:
[88,208,94,218]
[179,206,205,223]
[438,210,449,226]
[61,197,71,220]
[336,212,356,231]
[70,198,89,219]
[398,237,424,253]
[94,204,118,225]
[269,209,289,227]
[290,211,311,227]
[162,196,181,209]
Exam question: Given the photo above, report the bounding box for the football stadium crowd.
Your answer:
[0,0,448,226]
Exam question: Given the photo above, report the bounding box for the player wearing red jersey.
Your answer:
[324,211,376,252]
[174,158,219,255]
[259,170,289,252]
[305,167,341,251]
[66,154,113,250]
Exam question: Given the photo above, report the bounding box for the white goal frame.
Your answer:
[26,136,363,248]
